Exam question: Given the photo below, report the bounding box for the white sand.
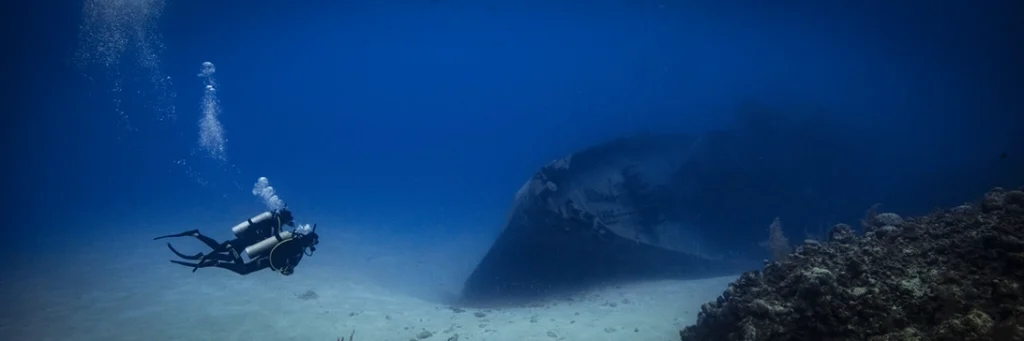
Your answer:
[0,228,738,341]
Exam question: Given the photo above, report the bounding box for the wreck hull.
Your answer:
[461,133,752,304]
[460,205,737,304]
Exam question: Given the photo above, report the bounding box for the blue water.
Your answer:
[4,0,1023,340]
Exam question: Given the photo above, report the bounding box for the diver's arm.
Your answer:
[170,258,269,275]
[204,260,265,275]
[242,258,272,275]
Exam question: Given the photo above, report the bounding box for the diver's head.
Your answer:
[280,266,295,276]
[296,224,319,253]
[277,208,295,227]
[303,231,319,253]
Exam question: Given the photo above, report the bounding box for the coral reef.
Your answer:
[679,187,1024,341]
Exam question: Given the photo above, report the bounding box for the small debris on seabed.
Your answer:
[296,290,319,300]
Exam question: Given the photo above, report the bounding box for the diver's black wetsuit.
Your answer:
[167,246,272,275]
[169,231,317,275]
[154,209,318,275]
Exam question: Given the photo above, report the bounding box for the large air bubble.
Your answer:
[252,177,287,211]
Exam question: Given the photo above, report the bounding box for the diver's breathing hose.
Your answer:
[268,237,294,272]
[268,213,288,272]
[268,212,314,272]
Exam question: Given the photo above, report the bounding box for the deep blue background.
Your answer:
[5,0,1023,256]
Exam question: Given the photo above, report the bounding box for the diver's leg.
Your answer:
[169,260,214,273]
[170,256,241,273]
[191,233,226,251]
[211,263,252,275]
[225,246,246,264]
[199,252,236,262]
[187,250,238,272]
[170,257,266,275]
[210,260,263,275]
[169,260,199,268]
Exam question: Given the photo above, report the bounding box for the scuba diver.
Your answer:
[154,207,320,275]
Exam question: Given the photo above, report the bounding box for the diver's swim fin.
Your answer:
[166,243,204,260]
[153,229,199,240]
[169,260,202,272]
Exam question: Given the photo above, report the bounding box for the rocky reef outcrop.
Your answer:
[679,187,1024,341]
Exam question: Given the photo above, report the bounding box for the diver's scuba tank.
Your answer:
[231,211,275,237]
[244,231,294,259]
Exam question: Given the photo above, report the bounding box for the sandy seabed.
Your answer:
[0,228,737,341]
